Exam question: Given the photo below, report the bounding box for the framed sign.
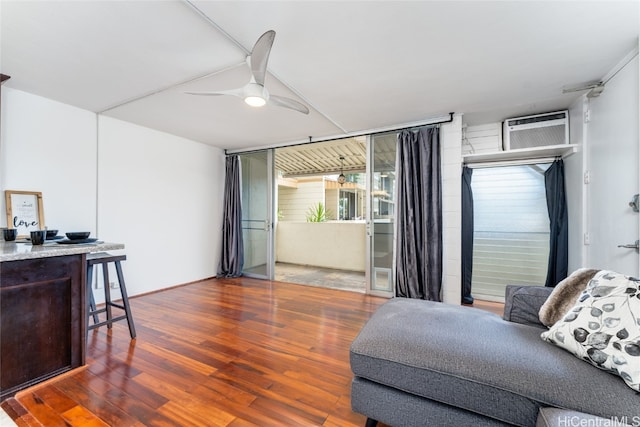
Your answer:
[5,190,45,238]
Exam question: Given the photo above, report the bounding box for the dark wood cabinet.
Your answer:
[0,254,86,400]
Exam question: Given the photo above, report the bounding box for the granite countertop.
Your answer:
[0,240,125,262]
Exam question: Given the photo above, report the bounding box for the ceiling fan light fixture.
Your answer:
[244,81,268,107]
[245,96,266,107]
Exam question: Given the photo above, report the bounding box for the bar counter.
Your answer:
[0,240,124,400]
[1,239,124,262]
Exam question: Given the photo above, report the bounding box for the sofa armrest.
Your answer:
[503,285,553,328]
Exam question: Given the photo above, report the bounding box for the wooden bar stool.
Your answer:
[86,252,136,340]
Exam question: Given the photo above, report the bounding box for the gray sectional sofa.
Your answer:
[350,286,639,427]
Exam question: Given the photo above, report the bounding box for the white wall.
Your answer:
[0,89,97,233]
[462,122,502,155]
[98,116,224,298]
[459,47,639,295]
[1,88,225,300]
[565,52,640,275]
[584,53,639,275]
[565,97,588,273]
[441,113,463,305]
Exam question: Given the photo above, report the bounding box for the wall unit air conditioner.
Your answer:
[503,110,569,150]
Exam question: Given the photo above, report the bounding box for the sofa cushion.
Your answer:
[541,270,640,391]
[351,298,639,427]
[538,268,599,327]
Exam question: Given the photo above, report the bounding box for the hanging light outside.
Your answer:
[338,156,346,186]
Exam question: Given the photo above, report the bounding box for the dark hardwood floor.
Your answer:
[5,277,387,426]
[467,298,504,317]
[3,278,504,426]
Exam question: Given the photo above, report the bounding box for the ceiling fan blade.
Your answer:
[269,95,309,114]
[185,88,244,98]
[250,30,276,86]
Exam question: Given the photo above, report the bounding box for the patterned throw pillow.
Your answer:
[540,270,640,391]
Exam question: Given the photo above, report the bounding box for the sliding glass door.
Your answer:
[366,133,396,297]
[237,137,399,295]
[240,150,274,279]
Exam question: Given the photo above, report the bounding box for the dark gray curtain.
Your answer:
[395,127,442,301]
[461,166,474,304]
[544,159,568,287]
[217,155,244,277]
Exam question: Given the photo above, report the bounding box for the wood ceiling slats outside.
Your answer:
[273,134,397,177]
[275,136,369,177]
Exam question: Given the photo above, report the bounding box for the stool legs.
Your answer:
[86,257,136,340]
[86,264,96,345]
[86,264,99,324]
[114,261,136,339]
[101,264,113,329]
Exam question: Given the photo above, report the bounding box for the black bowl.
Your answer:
[66,232,90,240]
[3,228,17,241]
[46,229,58,239]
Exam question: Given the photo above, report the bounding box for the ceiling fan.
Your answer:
[186,30,309,114]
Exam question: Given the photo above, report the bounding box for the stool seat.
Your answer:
[87,252,127,264]
[86,252,136,341]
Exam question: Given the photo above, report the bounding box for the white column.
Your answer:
[441,113,463,305]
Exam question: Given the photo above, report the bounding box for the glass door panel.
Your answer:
[240,150,274,279]
[366,133,396,297]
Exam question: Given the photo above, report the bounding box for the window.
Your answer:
[471,163,550,301]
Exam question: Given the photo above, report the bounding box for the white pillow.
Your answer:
[540,270,640,391]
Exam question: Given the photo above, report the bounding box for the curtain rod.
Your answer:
[224,112,455,156]
[465,157,557,169]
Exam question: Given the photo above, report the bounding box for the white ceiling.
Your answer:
[1,1,638,152]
